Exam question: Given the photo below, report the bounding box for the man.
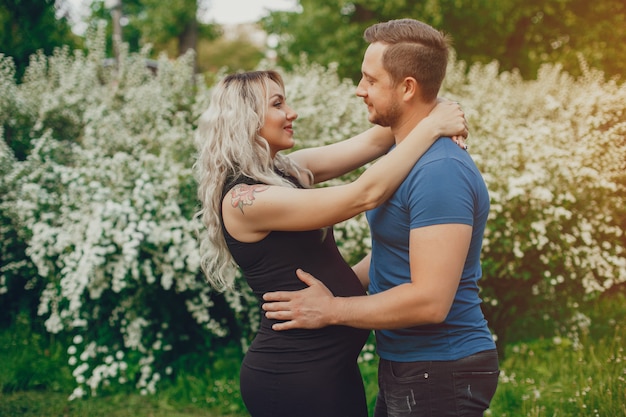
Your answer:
[262,18,499,417]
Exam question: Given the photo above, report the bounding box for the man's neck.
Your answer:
[393,101,437,144]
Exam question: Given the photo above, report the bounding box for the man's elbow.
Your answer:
[361,188,388,211]
[422,305,449,324]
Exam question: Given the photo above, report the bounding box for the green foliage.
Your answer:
[0,56,31,159]
[196,33,265,74]
[0,0,80,81]
[259,4,345,80]
[0,391,244,417]
[87,0,143,55]
[0,312,74,392]
[262,0,626,82]
[163,345,246,414]
[261,0,372,82]
[0,314,246,415]
[87,0,219,59]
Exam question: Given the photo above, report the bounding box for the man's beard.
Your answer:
[369,100,401,127]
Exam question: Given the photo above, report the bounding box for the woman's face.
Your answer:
[258,80,298,157]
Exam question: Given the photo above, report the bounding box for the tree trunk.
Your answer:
[178,18,198,73]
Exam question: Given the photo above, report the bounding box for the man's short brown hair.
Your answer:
[364,19,451,101]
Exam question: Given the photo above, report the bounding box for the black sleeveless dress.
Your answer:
[222,175,370,417]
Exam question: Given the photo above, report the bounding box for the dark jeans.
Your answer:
[374,349,500,417]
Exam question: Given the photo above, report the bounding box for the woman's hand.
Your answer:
[428,99,469,150]
[452,135,468,150]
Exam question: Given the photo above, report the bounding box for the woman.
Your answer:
[194,70,467,417]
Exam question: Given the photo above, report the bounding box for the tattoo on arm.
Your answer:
[230,184,269,213]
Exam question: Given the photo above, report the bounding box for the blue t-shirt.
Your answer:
[366,138,495,361]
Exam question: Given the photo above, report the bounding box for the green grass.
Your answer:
[487,291,626,417]
[2,292,624,417]
[0,313,247,417]
[488,324,626,416]
[0,391,243,417]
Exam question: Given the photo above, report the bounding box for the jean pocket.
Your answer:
[388,360,431,383]
[453,369,500,416]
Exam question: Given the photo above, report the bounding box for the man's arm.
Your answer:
[290,98,468,185]
[262,223,471,330]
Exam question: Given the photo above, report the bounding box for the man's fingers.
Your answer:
[295,268,319,286]
[263,291,291,302]
[271,321,296,331]
[265,309,294,320]
[262,300,289,312]
[262,269,327,331]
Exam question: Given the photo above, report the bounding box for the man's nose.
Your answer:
[355,81,366,97]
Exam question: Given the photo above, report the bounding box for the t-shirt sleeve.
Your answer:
[406,158,475,229]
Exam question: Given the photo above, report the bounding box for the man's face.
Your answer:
[356,42,402,128]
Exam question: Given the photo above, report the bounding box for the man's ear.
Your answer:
[401,77,420,102]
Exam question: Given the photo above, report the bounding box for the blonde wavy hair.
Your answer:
[194,70,312,291]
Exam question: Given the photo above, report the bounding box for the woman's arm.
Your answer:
[289,125,394,184]
[222,101,467,242]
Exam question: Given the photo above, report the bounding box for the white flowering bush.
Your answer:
[440,57,626,345]
[0,28,256,399]
[1,28,625,399]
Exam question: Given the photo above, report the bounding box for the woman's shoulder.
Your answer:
[222,168,304,200]
[222,174,260,198]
